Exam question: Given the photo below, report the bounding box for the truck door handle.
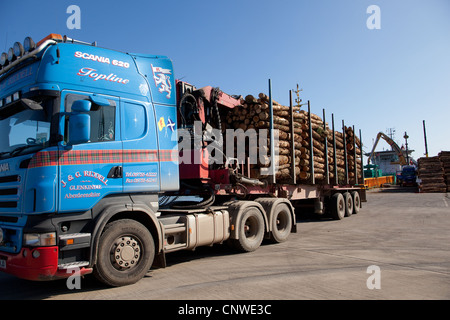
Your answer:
[107,166,123,178]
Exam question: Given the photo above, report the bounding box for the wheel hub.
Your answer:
[244,217,258,239]
[112,236,141,269]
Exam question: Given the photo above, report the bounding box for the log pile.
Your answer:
[328,130,346,183]
[344,126,363,184]
[296,108,329,181]
[417,156,446,192]
[224,93,363,184]
[438,151,450,192]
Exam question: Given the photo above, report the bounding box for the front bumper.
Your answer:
[0,246,92,281]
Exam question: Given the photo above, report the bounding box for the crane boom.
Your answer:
[367,132,407,166]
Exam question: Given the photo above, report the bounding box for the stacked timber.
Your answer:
[327,130,346,184]
[438,151,450,192]
[224,92,363,184]
[225,93,302,181]
[345,126,363,184]
[296,109,329,181]
[417,156,446,192]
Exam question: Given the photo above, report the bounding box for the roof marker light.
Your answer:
[0,52,7,66]
[0,34,62,77]
[7,48,15,62]
[13,42,24,57]
[23,36,36,52]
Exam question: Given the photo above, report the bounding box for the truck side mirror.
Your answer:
[72,100,92,112]
[68,100,91,145]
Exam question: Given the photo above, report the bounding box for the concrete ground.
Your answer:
[0,187,449,300]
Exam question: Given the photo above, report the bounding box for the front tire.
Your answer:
[94,219,155,287]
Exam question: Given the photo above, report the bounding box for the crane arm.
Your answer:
[367,132,383,165]
[367,132,407,166]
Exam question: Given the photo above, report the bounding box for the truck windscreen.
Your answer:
[0,96,53,159]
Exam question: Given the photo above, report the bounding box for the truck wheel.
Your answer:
[330,193,345,220]
[343,192,353,217]
[231,207,265,252]
[270,203,292,243]
[351,191,360,214]
[94,219,155,287]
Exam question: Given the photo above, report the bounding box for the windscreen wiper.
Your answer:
[9,144,42,157]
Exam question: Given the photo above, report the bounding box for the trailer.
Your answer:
[0,34,365,286]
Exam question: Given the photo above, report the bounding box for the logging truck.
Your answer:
[0,34,365,286]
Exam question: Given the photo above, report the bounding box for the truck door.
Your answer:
[59,91,122,212]
[121,99,160,192]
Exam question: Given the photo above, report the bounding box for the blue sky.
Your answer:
[1,0,450,159]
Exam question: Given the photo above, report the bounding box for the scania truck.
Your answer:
[0,34,365,286]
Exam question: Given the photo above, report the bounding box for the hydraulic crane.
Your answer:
[367,132,407,166]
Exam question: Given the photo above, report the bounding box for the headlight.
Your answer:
[23,232,56,247]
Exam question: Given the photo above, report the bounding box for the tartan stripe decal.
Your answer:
[29,149,178,168]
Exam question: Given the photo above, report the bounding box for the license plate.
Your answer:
[0,258,6,269]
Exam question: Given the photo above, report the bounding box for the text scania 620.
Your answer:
[0,34,365,286]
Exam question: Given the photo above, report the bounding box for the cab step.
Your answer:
[58,261,90,270]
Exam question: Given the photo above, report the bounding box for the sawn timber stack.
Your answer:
[417,156,446,193]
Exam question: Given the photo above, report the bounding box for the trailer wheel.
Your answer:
[230,207,265,252]
[330,193,345,220]
[270,203,292,243]
[94,219,155,287]
[343,192,353,217]
[351,191,360,214]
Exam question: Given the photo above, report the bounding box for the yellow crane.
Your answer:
[367,132,407,166]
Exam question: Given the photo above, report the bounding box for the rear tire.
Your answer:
[351,191,360,214]
[343,192,353,217]
[330,193,345,220]
[270,203,292,243]
[230,207,265,252]
[94,219,155,287]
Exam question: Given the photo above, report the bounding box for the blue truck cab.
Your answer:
[0,34,180,284]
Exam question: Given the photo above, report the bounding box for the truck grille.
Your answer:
[0,188,18,195]
[0,216,18,223]
[0,175,19,183]
[0,202,17,208]
[0,175,21,212]
[0,174,24,253]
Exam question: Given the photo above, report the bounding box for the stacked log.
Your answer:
[297,109,330,181]
[417,156,446,192]
[224,92,363,184]
[225,94,302,180]
[438,151,450,192]
[328,130,347,184]
[345,126,363,184]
